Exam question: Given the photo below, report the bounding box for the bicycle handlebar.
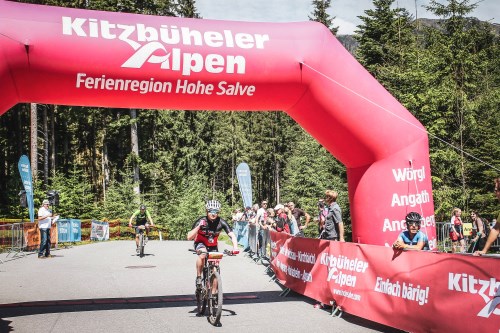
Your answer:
[189,248,239,256]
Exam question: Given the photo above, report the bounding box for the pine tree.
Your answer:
[309,0,338,35]
[355,0,415,79]
[421,0,498,215]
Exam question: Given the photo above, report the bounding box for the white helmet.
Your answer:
[205,200,221,211]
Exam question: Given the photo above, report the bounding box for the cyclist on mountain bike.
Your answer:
[187,200,239,288]
[128,204,155,253]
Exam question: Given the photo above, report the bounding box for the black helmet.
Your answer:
[140,204,146,210]
[405,212,422,224]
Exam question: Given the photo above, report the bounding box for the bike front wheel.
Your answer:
[195,286,207,316]
[207,270,223,326]
[139,233,145,257]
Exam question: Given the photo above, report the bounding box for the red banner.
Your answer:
[23,223,58,249]
[270,231,500,333]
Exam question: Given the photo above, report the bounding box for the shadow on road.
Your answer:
[0,290,292,318]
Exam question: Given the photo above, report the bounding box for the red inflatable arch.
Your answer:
[0,0,436,248]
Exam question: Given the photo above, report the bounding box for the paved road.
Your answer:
[0,241,404,333]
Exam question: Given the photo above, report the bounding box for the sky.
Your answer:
[196,0,499,35]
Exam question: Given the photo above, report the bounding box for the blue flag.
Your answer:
[18,155,35,222]
[236,163,253,209]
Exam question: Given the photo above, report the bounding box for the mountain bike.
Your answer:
[191,249,238,326]
[135,224,151,258]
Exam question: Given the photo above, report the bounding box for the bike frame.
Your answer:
[135,225,149,257]
[194,250,232,326]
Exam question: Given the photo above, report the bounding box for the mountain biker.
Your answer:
[187,200,239,289]
[128,204,155,253]
[393,212,429,250]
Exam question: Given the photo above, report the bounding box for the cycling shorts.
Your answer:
[134,224,149,235]
[195,242,218,253]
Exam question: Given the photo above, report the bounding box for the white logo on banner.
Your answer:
[62,17,270,75]
[448,273,500,318]
[320,253,369,288]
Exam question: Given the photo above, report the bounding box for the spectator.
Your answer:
[287,202,310,236]
[468,211,488,252]
[266,208,275,227]
[243,206,253,222]
[474,178,500,256]
[284,205,299,236]
[255,200,269,256]
[449,207,465,253]
[317,199,328,238]
[321,190,345,241]
[273,204,291,233]
[393,212,427,251]
[232,208,244,224]
[249,204,259,225]
[37,199,55,259]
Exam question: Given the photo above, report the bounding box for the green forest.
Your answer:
[0,0,498,240]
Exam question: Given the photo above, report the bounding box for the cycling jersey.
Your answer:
[192,216,233,247]
[131,210,151,226]
[398,230,426,247]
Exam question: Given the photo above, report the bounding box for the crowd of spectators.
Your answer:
[230,178,500,255]
[230,190,346,256]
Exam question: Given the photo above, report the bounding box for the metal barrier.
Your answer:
[260,228,271,258]
[0,222,26,260]
[436,221,500,252]
[10,223,25,257]
[247,224,258,254]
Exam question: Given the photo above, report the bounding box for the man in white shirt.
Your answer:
[38,199,54,258]
[255,200,269,256]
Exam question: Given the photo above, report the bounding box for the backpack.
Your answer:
[275,213,289,233]
[481,218,491,237]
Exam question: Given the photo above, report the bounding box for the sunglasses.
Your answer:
[407,222,420,226]
[208,210,219,214]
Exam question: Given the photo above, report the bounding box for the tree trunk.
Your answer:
[43,105,49,186]
[30,103,38,181]
[50,105,56,177]
[275,159,280,204]
[102,134,109,201]
[130,108,140,195]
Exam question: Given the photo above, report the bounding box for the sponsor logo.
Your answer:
[448,272,500,318]
[62,17,270,75]
[320,253,369,288]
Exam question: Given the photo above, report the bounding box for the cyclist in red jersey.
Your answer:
[187,200,239,288]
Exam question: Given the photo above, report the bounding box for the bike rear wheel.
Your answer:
[207,270,223,326]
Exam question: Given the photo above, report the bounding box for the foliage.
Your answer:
[309,0,338,35]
